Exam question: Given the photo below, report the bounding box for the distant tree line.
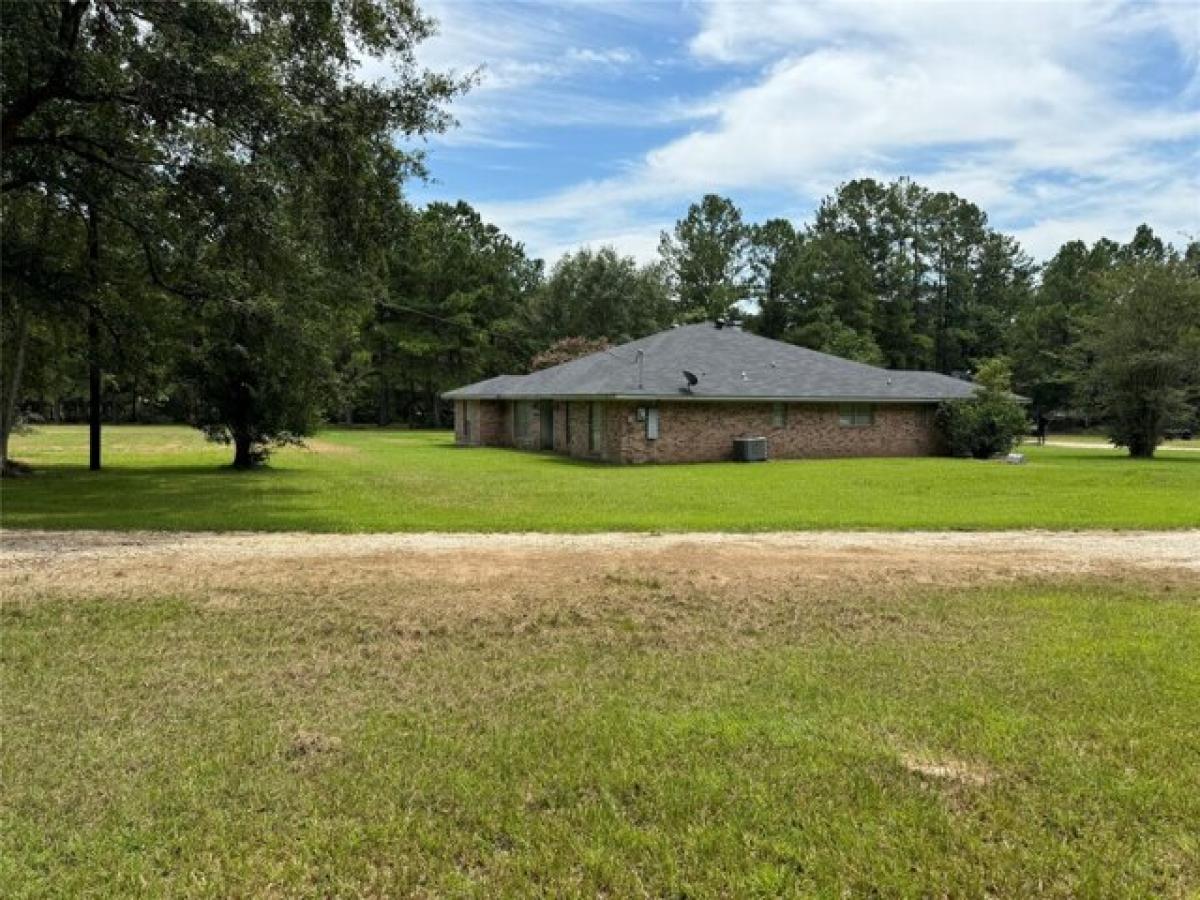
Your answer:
[3,3,1198,470]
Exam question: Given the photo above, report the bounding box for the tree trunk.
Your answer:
[0,306,31,475]
[88,308,101,470]
[426,377,440,428]
[87,204,102,471]
[377,372,392,426]
[232,432,255,469]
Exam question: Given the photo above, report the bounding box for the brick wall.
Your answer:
[554,401,587,457]
[509,400,540,451]
[456,398,939,462]
[552,400,619,461]
[453,400,467,442]
[453,400,506,446]
[613,401,938,463]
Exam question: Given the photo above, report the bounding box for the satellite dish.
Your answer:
[682,370,699,387]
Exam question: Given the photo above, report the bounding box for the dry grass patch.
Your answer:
[299,437,360,456]
[286,730,344,760]
[902,754,998,787]
[5,532,1197,660]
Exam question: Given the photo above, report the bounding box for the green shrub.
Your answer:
[937,359,1028,459]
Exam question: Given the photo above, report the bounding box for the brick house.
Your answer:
[443,323,977,463]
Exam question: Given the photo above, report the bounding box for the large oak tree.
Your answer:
[2,0,465,469]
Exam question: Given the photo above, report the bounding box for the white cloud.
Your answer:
[467,0,1200,263]
[564,47,636,67]
[1009,165,1200,258]
[407,0,667,144]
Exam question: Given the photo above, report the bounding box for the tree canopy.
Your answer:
[2,0,465,467]
[525,247,672,344]
[1084,257,1200,457]
[659,194,748,323]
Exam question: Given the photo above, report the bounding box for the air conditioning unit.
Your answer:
[733,436,768,462]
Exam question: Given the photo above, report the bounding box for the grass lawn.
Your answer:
[4,424,1199,532]
[3,561,1198,896]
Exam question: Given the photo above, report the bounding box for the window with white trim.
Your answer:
[646,407,660,440]
[838,403,875,427]
[771,402,787,428]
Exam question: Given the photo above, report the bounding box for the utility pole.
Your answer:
[86,204,101,471]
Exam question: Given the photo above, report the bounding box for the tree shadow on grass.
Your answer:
[22,463,296,476]
[1,464,351,532]
[433,443,621,468]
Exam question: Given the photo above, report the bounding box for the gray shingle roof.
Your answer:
[443,323,977,403]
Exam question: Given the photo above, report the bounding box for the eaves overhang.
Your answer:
[442,392,977,404]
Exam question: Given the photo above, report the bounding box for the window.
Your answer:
[514,401,531,438]
[463,403,472,441]
[771,402,787,428]
[646,407,660,440]
[839,403,875,427]
[565,402,572,445]
[917,405,935,427]
[589,402,604,451]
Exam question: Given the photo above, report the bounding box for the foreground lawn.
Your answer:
[3,567,1198,896]
[4,424,1199,531]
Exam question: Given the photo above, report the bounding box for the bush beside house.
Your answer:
[937,359,1027,459]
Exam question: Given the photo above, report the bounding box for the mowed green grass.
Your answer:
[4,424,1199,531]
[3,577,1198,896]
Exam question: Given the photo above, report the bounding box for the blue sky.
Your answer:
[393,0,1199,265]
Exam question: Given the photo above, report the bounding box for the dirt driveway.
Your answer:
[4,529,1198,606]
